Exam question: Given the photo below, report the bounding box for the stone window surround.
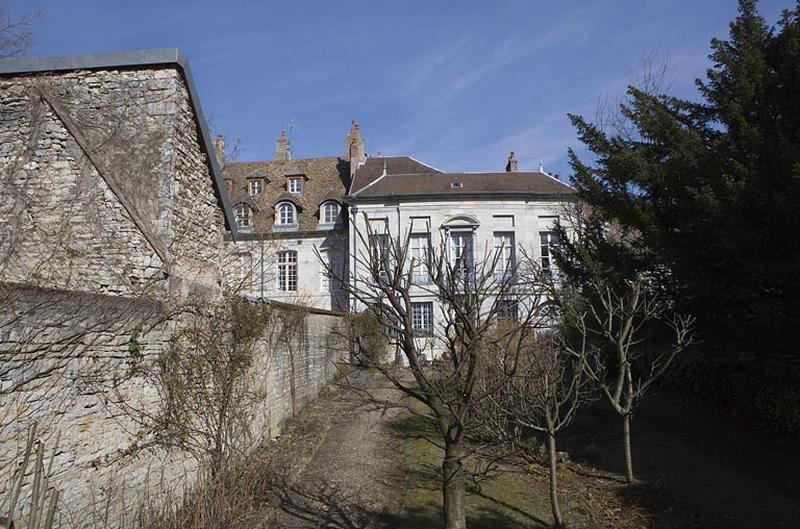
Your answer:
[320,201,341,225]
[248,178,264,196]
[234,202,252,229]
[276,202,297,227]
[277,250,298,291]
[411,301,434,336]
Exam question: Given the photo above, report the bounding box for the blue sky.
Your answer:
[19,0,792,176]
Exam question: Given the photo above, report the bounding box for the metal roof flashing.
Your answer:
[0,48,238,239]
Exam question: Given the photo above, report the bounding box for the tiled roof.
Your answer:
[349,156,574,200]
[348,156,441,195]
[225,157,350,233]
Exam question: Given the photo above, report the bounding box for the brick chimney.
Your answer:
[505,151,519,172]
[346,121,366,176]
[275,130,291,161]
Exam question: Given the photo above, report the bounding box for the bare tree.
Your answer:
[0,2,39,58]
[474,259,593,529]
[322,221,551,529]
[569,275,694,483]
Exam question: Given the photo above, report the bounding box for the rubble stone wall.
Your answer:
[0,288,345,527]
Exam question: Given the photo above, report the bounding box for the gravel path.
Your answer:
[261,370,404,529]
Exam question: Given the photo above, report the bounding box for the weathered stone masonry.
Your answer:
[0,50,347,526]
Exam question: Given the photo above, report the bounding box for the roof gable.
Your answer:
[0,48,238,237]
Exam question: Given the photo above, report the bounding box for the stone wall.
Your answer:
[0,286,346,528]
[0,66,225,299]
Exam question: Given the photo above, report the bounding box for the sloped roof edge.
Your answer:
[0,48,238,238]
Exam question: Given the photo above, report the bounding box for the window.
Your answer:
[540,231,558,271]
[289,178,302,194]
[277,203,296,225]
[370,233,390,281]
[493,232,515,279]
[449,230,474,278]
[277,251,297,292]
[234,203,252,229]
[321,202,340,224]
[236,253,252,291]
[410,233,431,284]
[411,302,433,336]
[496,298,519,321]
[248,179,263,196]
[320,251,343,292]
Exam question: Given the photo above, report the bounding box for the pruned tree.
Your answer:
[568,274,695,483]
[320,220,551,529]
[473,257,592,529]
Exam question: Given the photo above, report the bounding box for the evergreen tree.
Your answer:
[563,0,800,369]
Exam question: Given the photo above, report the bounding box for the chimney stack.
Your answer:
[275,130,291,161]
[505,151,519,172]
[346,121,366,176]
[214,135,226,165]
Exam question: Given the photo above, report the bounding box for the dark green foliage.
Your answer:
[564,1,800,382]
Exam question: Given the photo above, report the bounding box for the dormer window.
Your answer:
[234,203,252,229]
[289,178,302,194]
[321,201,340,225]
[450,181,463,189]
[277,202,296,225]
[248,179,263,196]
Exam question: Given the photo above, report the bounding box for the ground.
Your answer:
[259,369,405,528]
[253,370,800,528]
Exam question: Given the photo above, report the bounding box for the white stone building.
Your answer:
[225,123,576,325]
[346,151,575,357]
[222,124,367,310]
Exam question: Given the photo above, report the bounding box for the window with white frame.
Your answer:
[410,233,431,284]
[277,202,296,225]
[449,230,474,278]
[248,179,263,196]
[321,202,340,224]
[493,232,515,279]
[411,301,433,336]
[289,177,302,194]
[234,203,252,229]
[540,231,558,272]
[369,233,390,281]
[277,250,297,291]
[320,251,343,292]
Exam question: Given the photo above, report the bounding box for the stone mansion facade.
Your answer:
[225,122,576,331]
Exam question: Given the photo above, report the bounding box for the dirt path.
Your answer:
[261,370,404,529]
[562,391,800,528]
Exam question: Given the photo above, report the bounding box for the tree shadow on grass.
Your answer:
[263,474,548,529]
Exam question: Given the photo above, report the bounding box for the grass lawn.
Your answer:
[389,400,621,529]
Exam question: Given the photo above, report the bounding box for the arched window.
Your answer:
[277,202,296,225]
[321,201,340,224]
[234,203,252,229]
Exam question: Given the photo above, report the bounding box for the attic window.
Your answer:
[234,203,252,229]
[450,181,463,189]
[289,177,302,194]
[248,179,263,196]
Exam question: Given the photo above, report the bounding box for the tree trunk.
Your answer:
[547,431,564,529]
[442,441,467,529]
[623,413,634,483]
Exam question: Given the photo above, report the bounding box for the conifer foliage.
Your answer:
[564,1,800,370]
